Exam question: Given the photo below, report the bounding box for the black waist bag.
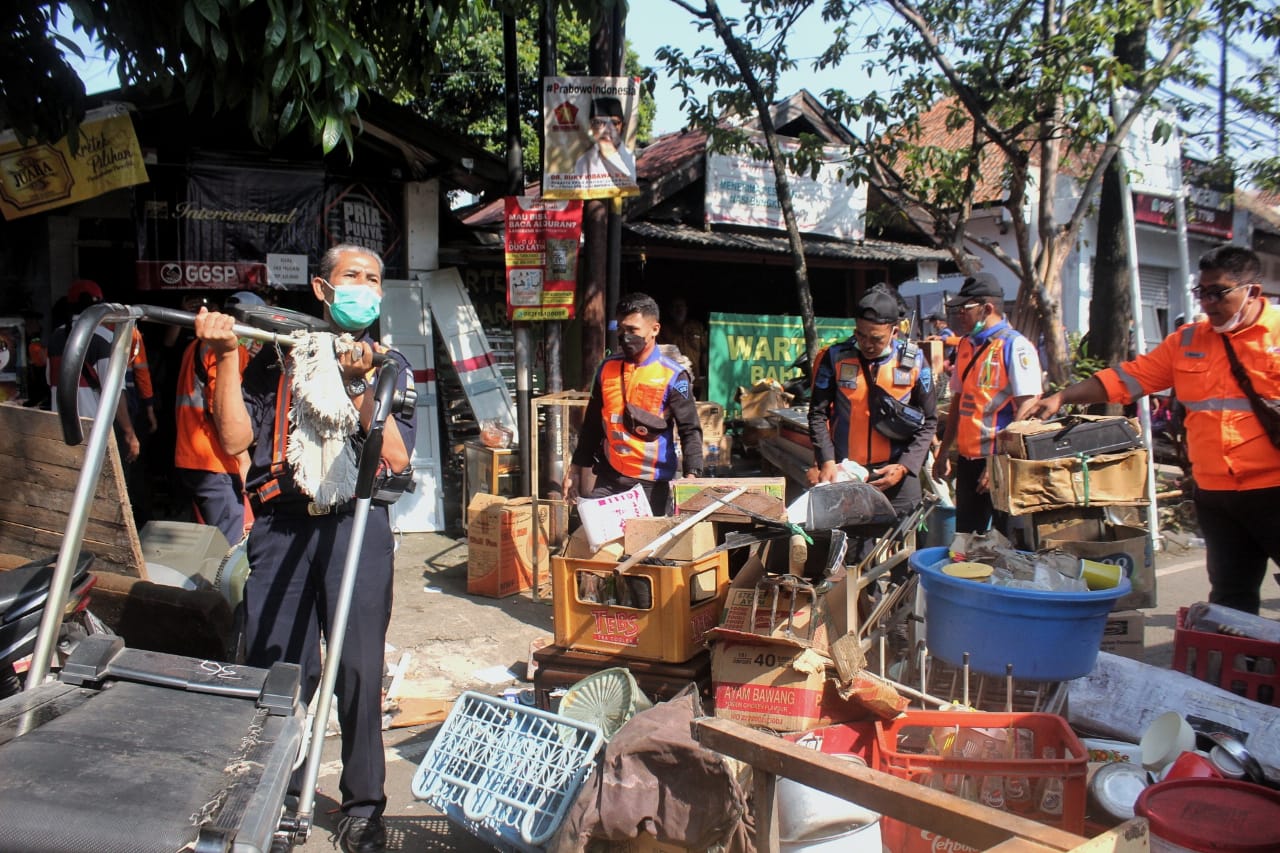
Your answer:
[869,383,925,442]
[623,402,669,440]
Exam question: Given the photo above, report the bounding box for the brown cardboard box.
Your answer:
[1042,522,1155,610]
[696,401,725,445]
[989,449,1149,516]
[1100,610,1145,661]
[737,381,792,421]
[622,517,717,562]
[707,555,848,654]
[466,495,550,598]
[997,415,1142,460]
[672,476,787,522]
[1022,506,1109,550]
[710,641,867,732]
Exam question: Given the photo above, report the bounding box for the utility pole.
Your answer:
[580,11,614,383]
[504,11,532,496]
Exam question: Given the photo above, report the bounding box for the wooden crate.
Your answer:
[0,405,143,577]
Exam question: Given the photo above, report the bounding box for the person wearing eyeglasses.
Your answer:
[931,273,1043,535]
[572,97,636,185]
[1019,246,1280,614]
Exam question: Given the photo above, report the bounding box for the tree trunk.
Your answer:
[579,13,613,385]
[702,0,819,364]
[1088,25,1147,370]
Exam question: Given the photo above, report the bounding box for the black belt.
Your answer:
[250,496,357,516]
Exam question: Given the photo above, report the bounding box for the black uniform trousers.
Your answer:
[178,468,245,547]
[244,500,394,818]
[1195,484,1280,615]
[954,455,1008,536]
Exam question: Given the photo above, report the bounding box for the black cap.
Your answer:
[591,97,625,120]
[925,310,946,322]
[946,272,1003,307]
[855,286,901,325]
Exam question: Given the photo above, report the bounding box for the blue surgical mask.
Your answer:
[322,280,381,331]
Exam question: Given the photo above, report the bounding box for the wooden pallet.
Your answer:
[693,717,1148,853]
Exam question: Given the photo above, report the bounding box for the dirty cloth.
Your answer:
[285,331,361,506]
[551,685,752,853]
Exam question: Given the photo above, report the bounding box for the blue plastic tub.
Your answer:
[910,546,1132,681]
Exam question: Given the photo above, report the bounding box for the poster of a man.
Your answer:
[573,98,636,183]
[543,76,641,200]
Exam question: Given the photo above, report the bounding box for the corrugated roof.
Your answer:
[625,221,952,263]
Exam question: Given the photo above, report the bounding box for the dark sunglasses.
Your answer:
[1192,283,1249,304]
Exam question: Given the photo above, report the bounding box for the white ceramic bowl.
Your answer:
[1139,712,1196,772]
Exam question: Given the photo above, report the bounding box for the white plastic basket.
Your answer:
[411,691,605,851]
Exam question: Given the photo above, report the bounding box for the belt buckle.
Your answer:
[306,501,331,516]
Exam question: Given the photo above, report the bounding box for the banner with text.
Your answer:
[0,105,148,220]
[505,196,583,320]
[708,312,853,412]
[135,164,405,289]
[705,137,867,240]
[542,76,641,200]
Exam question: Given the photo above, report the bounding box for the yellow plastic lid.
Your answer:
[943,561,993,581]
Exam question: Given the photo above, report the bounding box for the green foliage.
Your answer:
[410,3,654,180]
[7,0,629,159]
[1066,331,1107,386]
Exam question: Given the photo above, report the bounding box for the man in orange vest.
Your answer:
[564,292,703,516]
[174,291,262,545]
[809,287,937,530]
[932,273,1043,534]
[1020,246,1280,614]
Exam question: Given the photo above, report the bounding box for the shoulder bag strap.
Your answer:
[1220,333,1270,416]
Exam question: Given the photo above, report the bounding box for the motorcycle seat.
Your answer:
[0,553,93,626]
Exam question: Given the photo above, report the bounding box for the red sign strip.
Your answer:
[453,352,495,373]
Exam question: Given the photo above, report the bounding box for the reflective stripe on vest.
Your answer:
[1113,364,1145,399]
[598,355,680,480]
[955,328,1017,458]
[825,342,922,465]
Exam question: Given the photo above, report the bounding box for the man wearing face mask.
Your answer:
[809,287,938,528]
[194,244,415,853]
[1019,246,1280,614]
[932,273,1042,535]
[564,292,702,516]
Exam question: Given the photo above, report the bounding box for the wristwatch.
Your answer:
[345,377,367,397]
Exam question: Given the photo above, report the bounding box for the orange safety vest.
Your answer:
[174,339,248,474]
[953,323,1020,458]
[1097,306,1280,491]
[815,340,922,466]
[597,352,684,481]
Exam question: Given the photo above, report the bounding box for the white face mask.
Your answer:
[1212,299,1252,334]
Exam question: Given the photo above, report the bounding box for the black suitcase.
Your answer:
[1018,416,1142,460]
[0,636,305,853]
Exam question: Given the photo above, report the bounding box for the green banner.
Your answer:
[707,312,853,414]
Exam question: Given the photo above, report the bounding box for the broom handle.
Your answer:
[613,487,747,575]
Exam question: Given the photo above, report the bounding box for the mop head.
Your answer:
[286,331,362,506]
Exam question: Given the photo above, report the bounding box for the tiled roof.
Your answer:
[625,221,953,263]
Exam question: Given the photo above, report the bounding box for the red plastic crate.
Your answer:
[1173,607,1280,706]
[874,711,1087,853]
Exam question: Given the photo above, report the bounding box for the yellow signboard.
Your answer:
[0,105,148,220]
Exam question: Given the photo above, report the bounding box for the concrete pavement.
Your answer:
[292,528,1278,851]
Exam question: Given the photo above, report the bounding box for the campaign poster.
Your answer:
[504,196,583,320]
[542,76,641,200]
[0,104,148,220]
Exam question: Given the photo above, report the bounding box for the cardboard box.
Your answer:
[466,495,550,598]
[989,449,1149,516]
[672,476,787,522]
[1042,522,1155,610]
[696,401,725,445]
[552,551,729,663]
[736,380,792,421]
[708,555,848,655]
[1021,506,1108,550]
[622,517,717,562]
[997,415,1141,460]
[562,526,625,561]
[710,641,867,733]
[1100,610,1145,661]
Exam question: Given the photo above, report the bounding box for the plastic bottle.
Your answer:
[705,443,720,476]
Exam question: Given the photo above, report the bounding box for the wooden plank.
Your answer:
[0,405,143,577]
[694,717,1087,852]
[1066,820,1148,853]
[753,769,780,853]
